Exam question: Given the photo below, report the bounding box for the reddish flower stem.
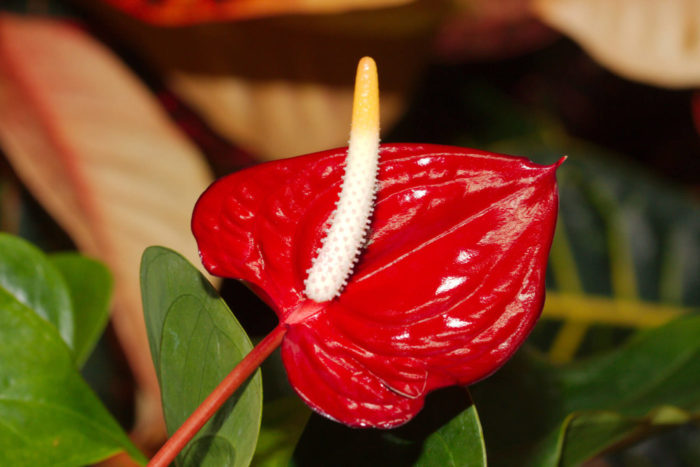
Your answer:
[148,324,288,467]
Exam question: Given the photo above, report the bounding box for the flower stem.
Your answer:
[148,324,288,467]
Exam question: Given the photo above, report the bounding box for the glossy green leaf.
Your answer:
[472,314,700,466]
[50,252,113,367]
[140,246,262,466]
[0,232,74,351]
[0,281,145,465]
[292,387,486,467]
[414,397,486,467]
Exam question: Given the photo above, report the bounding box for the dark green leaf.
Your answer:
[473,315,700,466]
[527,142,700,307]
[0,232,74,351]
[0,283,145,466]
[557,316,700,415]
[140,246,262,467]
[252,397,311,467]
[414,395,486,467]
[50,252,113,367]
[533,407,691,467]
[292,387,486,467]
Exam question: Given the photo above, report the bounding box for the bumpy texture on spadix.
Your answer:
[304,57,380,302]
[192,144,561,428]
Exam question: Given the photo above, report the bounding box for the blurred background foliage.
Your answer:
[0,0,698,465]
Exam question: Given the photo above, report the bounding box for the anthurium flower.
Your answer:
[192,141,560,428]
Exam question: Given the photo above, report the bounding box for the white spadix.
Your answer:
[304,57,380,302]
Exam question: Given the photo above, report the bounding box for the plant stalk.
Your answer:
[148,324,287,467]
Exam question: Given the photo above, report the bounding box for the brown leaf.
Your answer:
[76,1,447,160]
[101,0,416,26]
[534,0,700,88]
[0,14,214,446]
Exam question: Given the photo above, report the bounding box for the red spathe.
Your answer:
[192,143,560,427]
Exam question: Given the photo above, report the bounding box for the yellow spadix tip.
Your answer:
[351,56,379,135]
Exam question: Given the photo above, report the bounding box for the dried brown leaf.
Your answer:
[0,14,214,445]
[534,0,700,88]
[76,1,447,160]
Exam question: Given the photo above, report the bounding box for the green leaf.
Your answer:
[472,315,700,466]
[50,253,113,367]
[292,387,486,467]
[532,141,700,362]
[252,397,311,467]
[0,234,112,366]
[533,407,691,467]
[0,232,74,351]
[140,246,262,467]
[0,281,146,466]
[557,315,700,415]
[414,395,486,467]
[530,141,700,306]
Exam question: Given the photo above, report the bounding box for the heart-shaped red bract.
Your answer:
[192,143,560,427]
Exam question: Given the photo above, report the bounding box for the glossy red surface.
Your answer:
[192,143,560,427]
